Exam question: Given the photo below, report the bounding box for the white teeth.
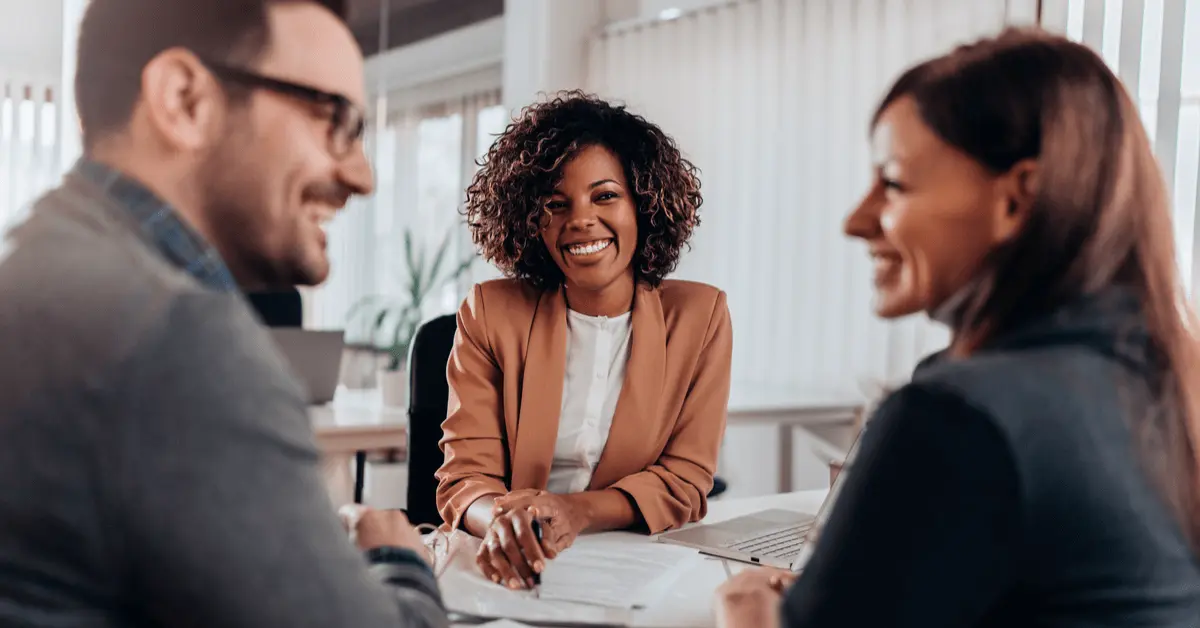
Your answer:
[566,239,612,256]
[314,209,336,228]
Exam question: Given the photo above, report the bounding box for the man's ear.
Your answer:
[139,48,224,151]
[991,158,1038,244]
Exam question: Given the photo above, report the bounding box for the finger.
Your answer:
[545,527,571,556]
[475,545,503,585]
[511,510,547,576]
[542,514,576,554]
[494,489,541,511]
[484,536,523,589]
[768,571,798,591]
[495,496,537,515]
[337,504,367,532]
[494,518,535,588]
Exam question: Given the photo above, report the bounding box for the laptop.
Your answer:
[657,430,864,570]
[269,329,345,405]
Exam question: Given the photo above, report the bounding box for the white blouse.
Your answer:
[545,309,634,495]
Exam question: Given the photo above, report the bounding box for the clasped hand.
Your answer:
[475,490,587,589]
[714,568,797,628]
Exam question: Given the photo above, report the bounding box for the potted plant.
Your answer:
[346,226,474,407]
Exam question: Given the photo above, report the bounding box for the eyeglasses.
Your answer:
[202,60,366,158]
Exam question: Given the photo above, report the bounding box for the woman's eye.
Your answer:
[594,191,618,202]
[545,200,568,212]
[881,178,904,193]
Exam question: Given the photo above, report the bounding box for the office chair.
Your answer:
[401,313,730,524]
[404,314,458,526]
[246,288,303,327]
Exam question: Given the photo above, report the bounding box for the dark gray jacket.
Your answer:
[0,171,447,628]
[785,288,1200,626]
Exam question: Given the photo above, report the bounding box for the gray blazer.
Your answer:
[0,172,447,628]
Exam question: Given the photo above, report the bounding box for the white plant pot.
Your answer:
[378,367,408,408]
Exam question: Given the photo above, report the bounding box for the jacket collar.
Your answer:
[915,286,1153,376]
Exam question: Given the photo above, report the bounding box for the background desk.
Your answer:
[441,489,829,628]
[723,384,862,495]
[310,389,406,506]
[310,384,862,506]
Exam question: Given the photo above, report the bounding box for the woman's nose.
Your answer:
[845,187,883,240]
[565,202,599,230]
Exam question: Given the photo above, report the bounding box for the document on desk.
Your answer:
[537,533,695,609]
[439,531,695,625]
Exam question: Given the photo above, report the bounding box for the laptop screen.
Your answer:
[790,427,866,571]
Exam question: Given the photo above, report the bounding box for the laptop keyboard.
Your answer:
[725,522,813,559]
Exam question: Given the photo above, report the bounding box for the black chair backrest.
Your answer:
[405,313,458,526]
[247,288,303,327]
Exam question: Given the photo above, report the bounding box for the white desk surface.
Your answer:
[309,388,407,456]
[441,489,829,628]
[311,384,861,425]
[726,382,862,417]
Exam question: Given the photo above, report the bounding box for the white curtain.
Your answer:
[1043,0,1200,291]
[585,0,1024,391]
[0,76,59,233]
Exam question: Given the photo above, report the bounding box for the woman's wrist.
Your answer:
[562,489,636,533]
[463,494,500,538]
[560,492,595,531]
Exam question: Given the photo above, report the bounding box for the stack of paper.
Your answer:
[440,531,695,625]
[538,533,695,609]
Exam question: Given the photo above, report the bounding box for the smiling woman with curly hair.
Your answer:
[435,91,733,590]
[465,91,702,289]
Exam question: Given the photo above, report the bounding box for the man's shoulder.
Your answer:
[0,187,232,370]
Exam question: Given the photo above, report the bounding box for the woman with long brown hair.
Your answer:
[715,28,1200,628]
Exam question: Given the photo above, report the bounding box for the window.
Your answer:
[305,91,507,332]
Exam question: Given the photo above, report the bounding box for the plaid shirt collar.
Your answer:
[73,159,238,292]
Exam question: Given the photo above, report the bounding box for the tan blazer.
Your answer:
[435,278,733,534]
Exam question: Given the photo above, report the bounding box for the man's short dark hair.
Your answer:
[75,0,348,149]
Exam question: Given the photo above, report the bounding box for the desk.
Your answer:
[725,384,862,493]
[310,388,407,506]
[441,489,828,627]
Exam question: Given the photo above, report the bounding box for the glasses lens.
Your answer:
[331,104,365,156]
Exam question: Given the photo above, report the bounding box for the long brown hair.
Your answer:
[875,28,1200,550]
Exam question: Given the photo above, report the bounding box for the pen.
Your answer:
[530,518,543,598]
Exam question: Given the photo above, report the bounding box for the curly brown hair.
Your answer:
[464,91,702,290]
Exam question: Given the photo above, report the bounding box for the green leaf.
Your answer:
[450,255,474,280]
[403,229,417,281]
[424,229,452,298]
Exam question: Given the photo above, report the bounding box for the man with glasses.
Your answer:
[0,1,447,626]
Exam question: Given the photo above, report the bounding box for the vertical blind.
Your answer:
[0,76,58,233]
[586,0,1199,391]
[1042,0,1200,291]
[586,0,1019,391]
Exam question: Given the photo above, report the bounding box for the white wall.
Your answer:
[365,16,503,102]
[502,0,604,113]
[0,0,63,82]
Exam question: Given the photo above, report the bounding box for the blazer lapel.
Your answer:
[589,285,667,490]
[511,288,568,490]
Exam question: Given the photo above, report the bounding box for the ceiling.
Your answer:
[345,0,504,56]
